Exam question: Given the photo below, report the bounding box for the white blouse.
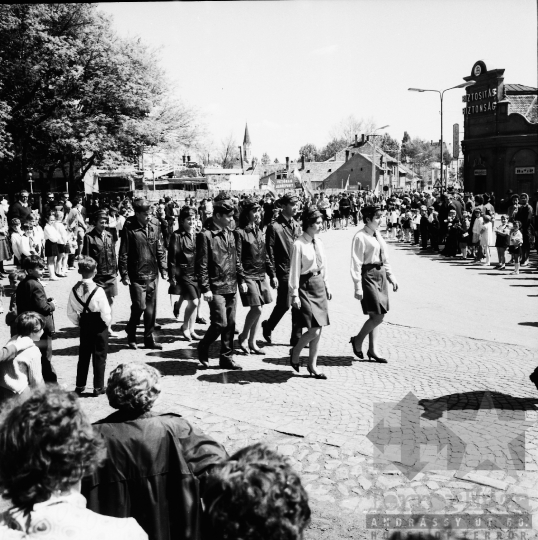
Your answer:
[350,227,395,294]
[44,223,61,243]
[289,232,329,297]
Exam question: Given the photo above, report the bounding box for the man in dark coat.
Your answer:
[196,193,243,370]
[82,362,228,540]
[16,255,57,382]
[119,198,167,350]
[262,193,302,346]
[7,190,33,224]
[516,193,534,266]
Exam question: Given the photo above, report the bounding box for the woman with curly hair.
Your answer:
[203,442,311,540]
[82,362,228,540]
[0,385,147,539]
[289,206,332,379]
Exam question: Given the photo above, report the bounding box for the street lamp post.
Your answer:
[366,124,390,195]
[408,81,475,193]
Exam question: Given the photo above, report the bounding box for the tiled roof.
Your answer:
[299,161,346,185]
[507,95,538,124]
[505,84,538,94]
[251,162,292,177]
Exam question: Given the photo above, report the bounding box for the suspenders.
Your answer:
[72,284,100,316]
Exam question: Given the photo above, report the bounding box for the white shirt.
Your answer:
[350,227,395,295]
[289,232,329,297]
[44,223,61,243]
[0,339,43,395]
[54,221,69,243]
[67,279,112,327]
[10,232,22,259]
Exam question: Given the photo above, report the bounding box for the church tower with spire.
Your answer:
[243,123,252,165]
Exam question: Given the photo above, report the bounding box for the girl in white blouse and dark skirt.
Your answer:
[289,206,332,379]
[350,205,399,363]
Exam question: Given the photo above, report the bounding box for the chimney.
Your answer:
[345,150,350,162]
[286,157,289,171]
[182,155,186,164]
[355,134,358,146]
[361,134,365,144]
[301,155,305,170]
[187,155,190,162]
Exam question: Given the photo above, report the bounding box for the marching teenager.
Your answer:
[196,193,243,370]
[350,205,399,364]
[234,197,275,355]
[119,198,167,350]
[262,193,302,347]
[168,206,201,341]
[289,206,332,380]
[83,210,119,337]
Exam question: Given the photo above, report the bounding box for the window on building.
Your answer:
[306,170,310,173]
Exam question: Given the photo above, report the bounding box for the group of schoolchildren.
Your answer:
[382,204,525,275]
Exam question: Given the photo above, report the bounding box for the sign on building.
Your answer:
[474,169,487,176]
[515,167,535,175]
[453,124,459,159]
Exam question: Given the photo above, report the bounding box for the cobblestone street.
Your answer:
[2,225,537,539]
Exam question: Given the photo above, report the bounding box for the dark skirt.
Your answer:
[168,277,200,300]
[45,240,58,257]
[0,237,12,261]
[239,277,272,307]
[495,234,510,248]
[360,264,389,315]
[294,273,329,328]
[94,274,118,300]
[56,243,66,254]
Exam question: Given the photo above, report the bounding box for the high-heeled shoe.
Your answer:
[367,350,387,364]
[289,348,300,373]
[349,336,364,359]
[307,366,327,379]
[236,335,250,355]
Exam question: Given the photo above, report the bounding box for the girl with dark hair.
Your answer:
[234,198,275,354]
[168,206,201,341]
[350,205,399,363]
[289,206,332,379]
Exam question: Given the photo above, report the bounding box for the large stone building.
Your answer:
[461,60,537,196]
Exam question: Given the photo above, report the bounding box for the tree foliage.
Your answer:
[329,115,377,143]
[317,137,348,161]
[298,143,319,162]
[260,152,271,166]
[0,3,200,192]
[376,133,400,159]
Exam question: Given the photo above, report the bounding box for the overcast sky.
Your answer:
[98,0,537,162]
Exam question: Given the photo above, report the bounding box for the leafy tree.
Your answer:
[298,143,319,162]
[400,131,411,161]
[261,152,271,165]
[377,133,400,159]
[273,158,279,163]
[318,137,347,161]
[329,115,377,143]
[0,4,199,193]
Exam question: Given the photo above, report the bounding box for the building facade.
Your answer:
[461,60,537,197]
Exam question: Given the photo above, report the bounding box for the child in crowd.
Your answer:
[508,220,523,275]
[471,208,484,262]
[459,211,471,259]
[429,210,440,251]
[67,256,111,397]
[479,215,493,266]
[9,218,22,268]
[5,271,27,336]
[0,312,44,402]
[107,207,119,244]
[388,206,400,240]
[31,215,44,257]
[494,215,511,270]
[401,210,413,242]
[412,208,421,245]
[419,206,429,249]
[54,209,69,277]
[44,213,61,280]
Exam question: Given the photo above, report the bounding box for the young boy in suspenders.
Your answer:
[67,256,111,396]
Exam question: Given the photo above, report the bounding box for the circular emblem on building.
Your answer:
[473,64,482,77]
[471,60,487,78]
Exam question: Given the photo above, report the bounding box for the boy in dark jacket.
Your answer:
[16,255,57,382]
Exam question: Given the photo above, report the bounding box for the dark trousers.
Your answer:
[521,233,531,264]
[126,278,158,342]
[36,331,57,383]
[413,229,420,244]
[265,278,302,346]
[68,254,76,267]
[351,211,358,226]
[420,228,429,248]
[430,231,439,251]
[76,318,108,389]
[199,292,236,361]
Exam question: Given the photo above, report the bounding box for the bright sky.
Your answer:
[98,1,537,162]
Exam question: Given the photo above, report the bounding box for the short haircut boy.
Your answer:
[15,312,44,336]
[22,255,45,271]
[77,256,97,275]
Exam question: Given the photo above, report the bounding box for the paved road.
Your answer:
[1,226,537,539]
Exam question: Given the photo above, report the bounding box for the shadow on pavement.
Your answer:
[419,390,538,421]
[52,343,126,356]
[263,355,353,367]
[146,359,198,376]
[510,284,537,287]
[518,322,538,327]
[146,348,197,360]
[198,369,295,385]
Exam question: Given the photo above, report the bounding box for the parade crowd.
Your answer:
[0,186,536,539]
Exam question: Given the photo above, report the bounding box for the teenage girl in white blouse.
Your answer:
[350,205,399,363]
